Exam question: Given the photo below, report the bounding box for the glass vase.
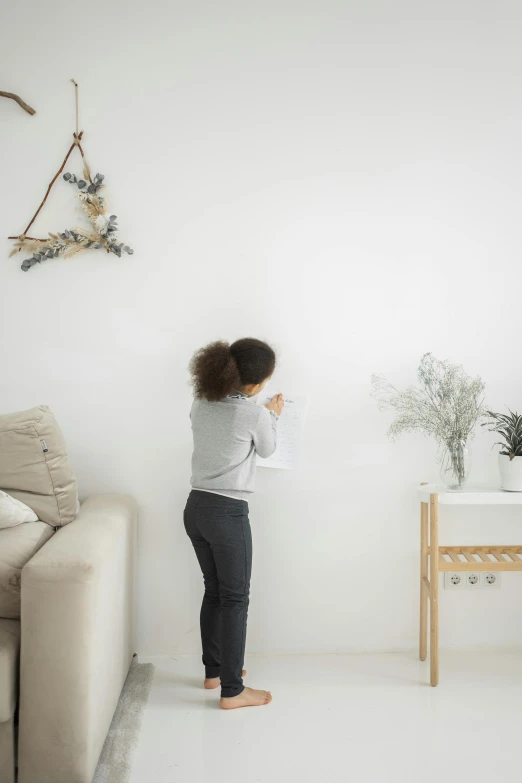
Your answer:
[440,439,471,490]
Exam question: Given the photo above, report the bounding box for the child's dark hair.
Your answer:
[189,338,276,402]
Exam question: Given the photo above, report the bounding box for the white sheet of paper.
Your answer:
[256,391,309,470]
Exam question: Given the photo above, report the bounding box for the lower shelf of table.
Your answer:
[436,546,522,571]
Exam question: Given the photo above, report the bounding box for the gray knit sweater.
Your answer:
[190,394,278,500]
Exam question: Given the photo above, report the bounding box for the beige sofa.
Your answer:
[0,494,137,783]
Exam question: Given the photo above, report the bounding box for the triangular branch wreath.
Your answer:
[8,80,133,272]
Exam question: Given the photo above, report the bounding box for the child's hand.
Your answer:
[265,393,284,416]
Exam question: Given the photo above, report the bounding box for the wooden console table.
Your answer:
[419,484,522,686]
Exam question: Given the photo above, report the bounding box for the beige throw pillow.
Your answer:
[0,406,79,528]
[0,491,38,529]
[0,522,55,618]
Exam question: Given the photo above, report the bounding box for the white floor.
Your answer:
[129,652,522,783]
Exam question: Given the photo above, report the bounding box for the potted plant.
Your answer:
[371,353,487,489]
[483,410,522,491]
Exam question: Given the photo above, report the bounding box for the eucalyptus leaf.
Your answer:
[63,173,71,181]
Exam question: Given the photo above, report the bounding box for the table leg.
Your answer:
[420,500,428,661]
[429,493,439,686]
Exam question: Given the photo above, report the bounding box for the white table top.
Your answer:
[418,484,522,505]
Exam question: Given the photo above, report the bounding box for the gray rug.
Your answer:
[92,658,155,783]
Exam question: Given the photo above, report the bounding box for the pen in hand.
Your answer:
[265,394,284,416]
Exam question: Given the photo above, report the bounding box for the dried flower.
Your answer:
[371,353,487,454]
[12,172,133,271]
[95,214,111,234]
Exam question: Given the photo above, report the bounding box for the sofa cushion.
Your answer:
[0,406,79,528]
[0,619,20,722]
[0,490,38,530]
[0,522,55,619]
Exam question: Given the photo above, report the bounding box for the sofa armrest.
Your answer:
[18,495,137,783]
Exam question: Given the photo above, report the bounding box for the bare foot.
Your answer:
[204,669,247,690]
[220,687,272,710]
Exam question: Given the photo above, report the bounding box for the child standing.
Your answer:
[185,338,283,709]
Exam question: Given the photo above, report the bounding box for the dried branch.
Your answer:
[0,91,36,115]
[7,133,83,240]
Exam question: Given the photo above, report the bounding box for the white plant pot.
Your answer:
[498,454,522,491]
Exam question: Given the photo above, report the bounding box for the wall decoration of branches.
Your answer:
[8,80,133,272]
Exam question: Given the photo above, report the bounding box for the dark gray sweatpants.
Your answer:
[184,490,252,698]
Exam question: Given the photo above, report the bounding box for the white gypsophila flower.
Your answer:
[371,353,487,453]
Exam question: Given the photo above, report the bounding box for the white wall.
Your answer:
[2,0,522,655]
